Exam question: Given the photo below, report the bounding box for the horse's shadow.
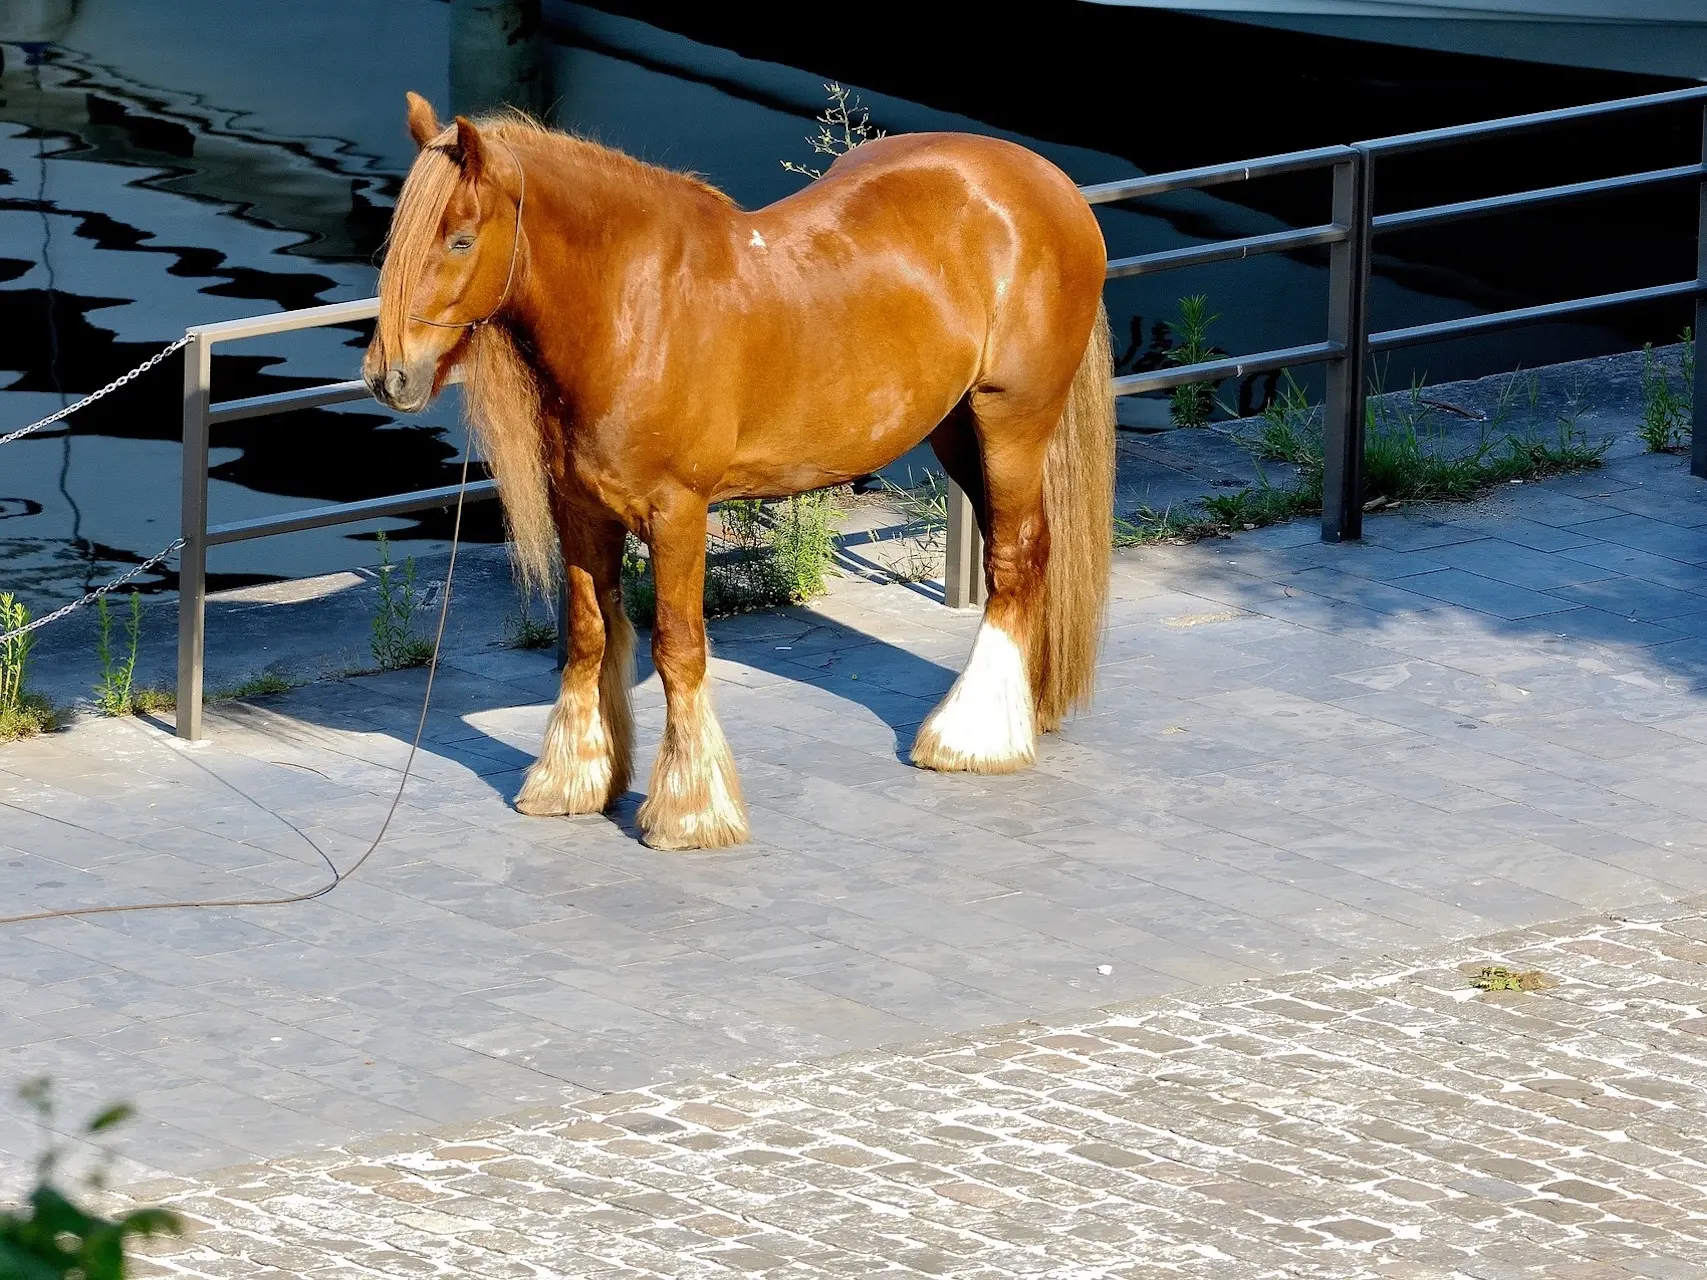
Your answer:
[326,601,968,840]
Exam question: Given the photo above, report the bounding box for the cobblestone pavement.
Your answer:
[106,905,1707,1279]
[5,448,1707,1176]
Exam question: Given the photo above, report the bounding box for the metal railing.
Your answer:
[1025,80,1707,571]
[173,84,1707,737]
[175,298,498,739]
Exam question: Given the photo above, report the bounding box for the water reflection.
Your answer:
[0,0,1687,607]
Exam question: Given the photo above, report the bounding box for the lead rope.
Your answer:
[0,451,474,927]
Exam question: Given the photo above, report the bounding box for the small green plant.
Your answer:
[1201,484,1314,530]
[1639,330,1694,453]
[504,611,556,650]
[1,593,56,742]
[781,82,884,180]
[92,593,143,717]
[621,493,843,628]
[130,687,176,715]
[371,531,434,671]
[2,1077,182,1279]
[206,672,292,702]
[1470,965,1549,993]
[882,472,949,540]
[1113,506,1206,547]
[1166,295,1225,428]
[1249,371,1323,469]
[769,490,841,602]
[621,535,657,626]
[1242,370,1604,513]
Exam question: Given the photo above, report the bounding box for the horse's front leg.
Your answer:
[515,515,634,816]
[635,496,748,851]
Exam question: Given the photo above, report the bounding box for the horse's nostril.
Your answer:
[384,368,408,400]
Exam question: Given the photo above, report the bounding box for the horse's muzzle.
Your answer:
[366,364,432,414]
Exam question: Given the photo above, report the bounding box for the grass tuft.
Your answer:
[1166,295,1224,429]
[1470,965,1549,993]
[504,611,557,650]
[623,493,843,627]
[371,531,435,671]
[207,672,293,702]
[1639,329,1694,453]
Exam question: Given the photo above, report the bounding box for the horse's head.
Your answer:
[364,92,524,413]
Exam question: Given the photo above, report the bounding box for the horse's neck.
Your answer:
[510,140,733,378]
[521,139,724,268]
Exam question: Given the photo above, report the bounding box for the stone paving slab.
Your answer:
[3,428,1707,1184]
[94,904,1707,1279]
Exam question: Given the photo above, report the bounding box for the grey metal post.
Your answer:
[176,332,211,740]
[942,479,986,609]
[1692,102,1707,480]
[1322,151,1372,542]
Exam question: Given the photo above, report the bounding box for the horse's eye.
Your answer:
[448,234,475,254]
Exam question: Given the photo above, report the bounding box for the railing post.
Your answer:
[1322,149,1372,542]
[942,479,986,609]
[1692,102,1707,481]
[176,332,211,740]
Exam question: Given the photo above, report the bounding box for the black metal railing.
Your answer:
[173,84,1707,737]
[1087,82,1707,546]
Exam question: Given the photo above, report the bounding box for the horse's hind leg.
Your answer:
[516,516,634,816]
[912,392,1058,774]
[636,494,748,850]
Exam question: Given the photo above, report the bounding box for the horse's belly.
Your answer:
[719,365,967,498]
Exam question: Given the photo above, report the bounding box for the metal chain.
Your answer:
[0,539,185,644]
[0,334,190,448]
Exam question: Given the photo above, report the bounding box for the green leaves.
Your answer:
[83,1106,133,1137]
[0,1178,182,1280]
[3,1082,181,1280]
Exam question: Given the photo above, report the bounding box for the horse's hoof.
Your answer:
[910,621,1038,773]
[514,760,614,817]
[637,803,749,851]
[909,723,1034,775]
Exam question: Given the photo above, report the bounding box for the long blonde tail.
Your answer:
[1035,300,1115,732]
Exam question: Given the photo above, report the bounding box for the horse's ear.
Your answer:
[405,92,440,150]
[452,116,485,184]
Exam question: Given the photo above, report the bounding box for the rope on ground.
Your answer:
[0,453,474,927]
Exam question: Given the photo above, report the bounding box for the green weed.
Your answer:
[0,593,55,741]
[769,490,840,602]
[622,494,843,627]
[371,531,434,671]
[92,593,142,717]
[207,672,293,702]
[1166,295,1225,428]
[2,1077,182,1280]
[1244,370,1604,512]
[1470,965,1549,993]
[504,611,557,650]
[1640,330,1694,453]
[1113,506,1209,547]
[130,687,176,715]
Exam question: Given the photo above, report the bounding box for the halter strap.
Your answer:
[410,138,526,331]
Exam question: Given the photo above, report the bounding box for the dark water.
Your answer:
[0,0,1691,607]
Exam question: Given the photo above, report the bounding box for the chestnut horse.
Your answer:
[365,93,1114,851]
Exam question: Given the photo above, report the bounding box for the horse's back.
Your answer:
[714,132,1105,496]
[810,131,1099,254]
